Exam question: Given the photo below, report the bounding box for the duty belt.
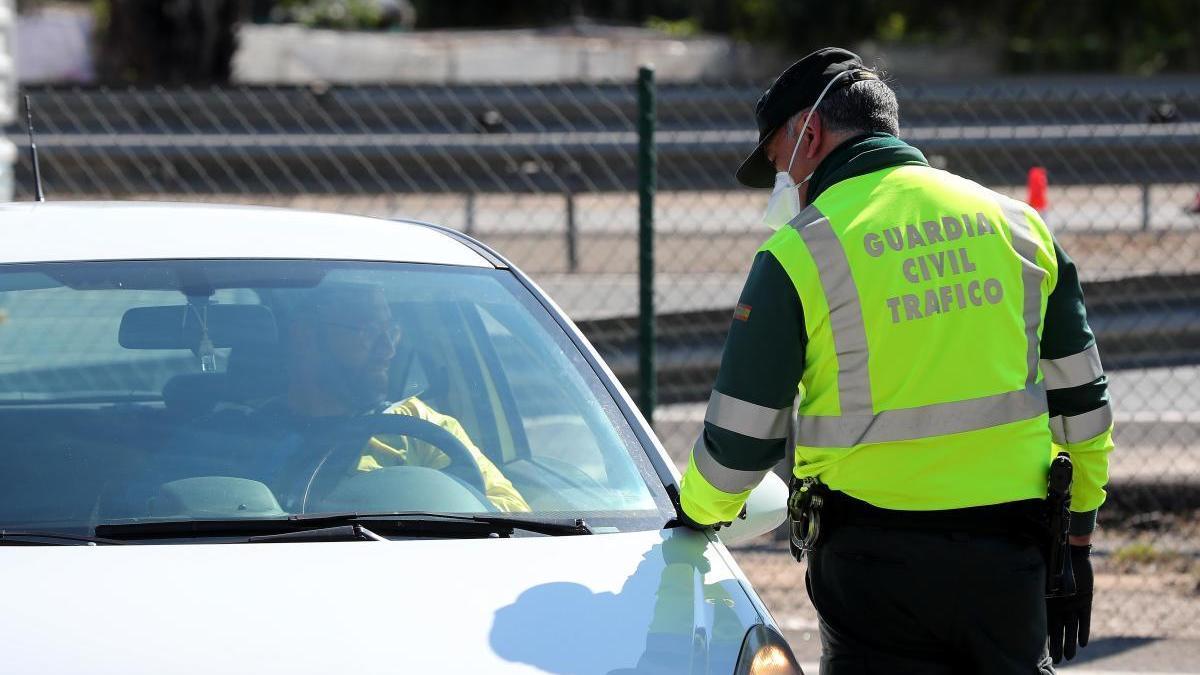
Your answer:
[787,477,827,561]
[788,477,1045,562]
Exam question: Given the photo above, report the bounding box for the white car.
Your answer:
[0,202,798,674]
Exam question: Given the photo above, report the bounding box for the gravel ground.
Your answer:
[729,540,1200,640]
[727,533,1200,669]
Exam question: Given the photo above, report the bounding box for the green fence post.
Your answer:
[637,65,656,426]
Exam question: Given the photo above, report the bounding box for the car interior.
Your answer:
[0,263,660,532]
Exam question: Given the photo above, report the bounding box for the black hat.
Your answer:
[735,47,878,188]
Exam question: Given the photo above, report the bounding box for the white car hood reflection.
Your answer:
[2,528,764,674]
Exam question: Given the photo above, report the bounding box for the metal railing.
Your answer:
[7,79,1200,641]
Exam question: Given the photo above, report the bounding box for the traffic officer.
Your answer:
[676,47,1114,674]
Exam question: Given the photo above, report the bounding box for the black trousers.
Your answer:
[806,523,1057,675]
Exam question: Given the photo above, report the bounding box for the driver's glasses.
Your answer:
[322,320,403,346]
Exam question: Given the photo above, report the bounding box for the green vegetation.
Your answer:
[1109,542,1195,575]
[272,0,411,30]
[406,0,1200,75]
[1113,542,1171,565]
[24,0,1200,76]
[645,16,702,39]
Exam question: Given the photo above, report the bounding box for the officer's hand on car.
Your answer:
[668,485,740,533]
[675,508,723,532]
[674,504,738,533]
[1047,544,1093,662]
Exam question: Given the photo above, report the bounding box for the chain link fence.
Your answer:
[8,79,1200,643]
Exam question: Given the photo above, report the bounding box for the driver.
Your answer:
[279,282,529,513]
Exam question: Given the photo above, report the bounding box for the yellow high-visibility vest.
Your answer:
[768,164,1060,510]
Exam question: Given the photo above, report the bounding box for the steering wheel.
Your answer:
[292,414,488,512]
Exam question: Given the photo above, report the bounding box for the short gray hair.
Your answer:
[787,78,900,138]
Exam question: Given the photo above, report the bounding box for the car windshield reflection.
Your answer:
[0,260,669,538]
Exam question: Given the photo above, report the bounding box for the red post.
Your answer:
[1027,167,1048,212]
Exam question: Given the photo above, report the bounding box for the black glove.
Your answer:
[673,504,735,532]
[683,513,717,531]
[1046,544,1093,663]
[666,485,738,532]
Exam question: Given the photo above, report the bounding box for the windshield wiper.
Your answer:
[0,530,126,546]
[95,512,592,541]
[344,512,594,537]
[248,524,388,543]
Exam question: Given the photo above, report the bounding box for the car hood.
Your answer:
[1,528,767,674]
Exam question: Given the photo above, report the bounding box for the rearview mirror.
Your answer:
[717,471,789,547]
[119,304,277,350]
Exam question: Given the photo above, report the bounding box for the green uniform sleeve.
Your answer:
[679,252,806,524]
[1040,238,1114,535]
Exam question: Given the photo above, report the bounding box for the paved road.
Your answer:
[784,640,1200,674]
[787,648,1200,674]
[115,188,1200,280]
[168,184,1200,233]
[22,122,1200,147]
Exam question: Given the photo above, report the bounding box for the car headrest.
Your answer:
[389,339,432,402]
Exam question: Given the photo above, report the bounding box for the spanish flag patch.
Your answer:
[733,303,752,322]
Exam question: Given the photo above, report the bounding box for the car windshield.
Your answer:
[0,259,671,538]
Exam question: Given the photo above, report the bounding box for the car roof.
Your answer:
[0,201,494,267]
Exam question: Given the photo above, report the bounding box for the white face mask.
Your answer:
[761,169,809,231]
[760,69,858,230]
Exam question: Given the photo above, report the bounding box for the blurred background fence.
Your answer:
[7,78,1200,639]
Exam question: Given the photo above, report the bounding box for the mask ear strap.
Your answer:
[784,68,869,173]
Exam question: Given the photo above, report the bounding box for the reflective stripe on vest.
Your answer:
[996,196,1049,387]
[786,195,1051,449]
[704,390,791,440]
[1042,344,1104,390]
[1050,402,1113,444]
[691,432,771,493]
[796,381,1047,447]
[797,211,874,416]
